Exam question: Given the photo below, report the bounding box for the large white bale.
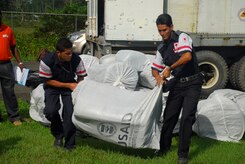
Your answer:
[208,89,245,117]
[72,79,163,149]
[193,89,245,142]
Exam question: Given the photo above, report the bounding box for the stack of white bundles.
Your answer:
[79,54,99,70]
[72,79,163,149]
[87,62,138,91]
[115,50,149,72]
[193,89,245,142]
[99,54,116,64]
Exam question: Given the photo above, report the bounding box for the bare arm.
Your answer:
[152,69,165,86]
[10,45,24,70]
[46,80,78,91]
[162,52,192,79]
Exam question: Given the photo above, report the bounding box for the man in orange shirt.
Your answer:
[0,10,25,126]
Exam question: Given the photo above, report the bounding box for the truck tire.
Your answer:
[228,61,240,89]
[82,46,91,55]
[236,56,245,91]
[196,50,228,99]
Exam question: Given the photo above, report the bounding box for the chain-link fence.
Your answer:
[2,11,87,33]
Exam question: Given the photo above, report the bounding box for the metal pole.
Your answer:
[163,0,168,13]
[75,16,77,31]
[11,12,14,30]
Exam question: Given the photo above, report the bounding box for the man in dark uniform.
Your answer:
[39,38,87,151]
[151,14,203,164]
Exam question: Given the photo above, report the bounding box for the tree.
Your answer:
[0,0,11,11]
[34,2,87,37]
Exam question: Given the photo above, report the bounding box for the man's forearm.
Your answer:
[11,46,22,64]
[46,79,78,91]
[46,80,71,88]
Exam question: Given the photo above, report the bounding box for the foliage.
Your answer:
[15,31,58,61]
[0,0,11,11]
[1,1,87,61]
[34,3,87,37]
[1,0,87,12]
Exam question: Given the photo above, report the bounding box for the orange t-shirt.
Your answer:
[0,23,16,60]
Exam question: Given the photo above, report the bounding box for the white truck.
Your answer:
[85,0,245,98]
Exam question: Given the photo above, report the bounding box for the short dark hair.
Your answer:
[56,38,72,52]
[156,13,173,27]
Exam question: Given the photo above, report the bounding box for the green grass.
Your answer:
[0,99,245,164]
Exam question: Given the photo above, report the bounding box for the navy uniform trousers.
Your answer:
[44,88,76,149]
[160,77,202,158]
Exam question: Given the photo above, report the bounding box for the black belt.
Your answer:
[0,60,11,64]
[179,73,201,83]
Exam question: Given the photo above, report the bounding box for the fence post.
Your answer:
[11,11,14,30]
[75,16,77,31]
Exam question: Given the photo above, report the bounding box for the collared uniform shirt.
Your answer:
[0,23,16,60]
[152,31,199,78]
[39,52,87,89]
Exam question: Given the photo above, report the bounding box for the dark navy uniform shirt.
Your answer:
[152,31,199,78]
[39,52,87,90]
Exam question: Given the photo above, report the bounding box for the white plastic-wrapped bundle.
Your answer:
[99,54,116,64]
[29,84,63,126]
[29,84,49,124]
[87,62,138,90]
[79,54,99,70]
[104,62,138,90]
[115,50,149,72]
[138,60,156,89]
[72,79,163,149]
[86,64,109,82]
[208,89,245,117]
[193,89,245,142]
[145,54,156,62]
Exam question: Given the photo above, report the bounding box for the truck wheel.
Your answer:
[196,50,228,99]
[82,46,91,55]
[236,56,245,91]
[228,61,240,89]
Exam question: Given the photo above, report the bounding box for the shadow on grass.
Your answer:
[77,136,157,159]
[76,114,219,160]
[189,115,220,160]
[0,136,22,155]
